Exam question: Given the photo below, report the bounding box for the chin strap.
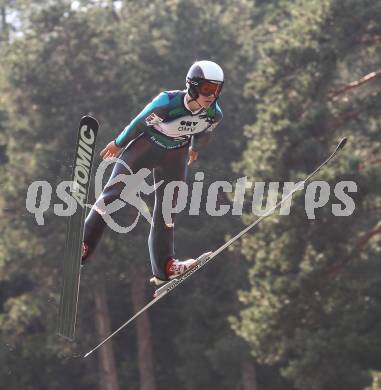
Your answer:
[186,92,203,110]
[192,98,203,110]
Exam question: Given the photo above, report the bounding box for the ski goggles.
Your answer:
[197,80,223,97]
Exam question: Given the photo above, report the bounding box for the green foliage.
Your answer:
[2,0,379,389]
[233,0,381,389]
[0,1,262,389]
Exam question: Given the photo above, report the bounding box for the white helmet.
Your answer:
[186,60,224,99]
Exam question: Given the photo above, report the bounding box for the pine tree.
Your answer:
[233,1,381,389]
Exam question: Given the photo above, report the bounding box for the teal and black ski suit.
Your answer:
[83,90,223,280]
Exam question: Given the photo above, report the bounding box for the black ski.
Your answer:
[84,137,347,357]
[58,115,99,340]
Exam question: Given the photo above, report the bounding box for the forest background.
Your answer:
[0,1,380,389]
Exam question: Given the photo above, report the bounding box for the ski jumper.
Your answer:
[83,90,223,280]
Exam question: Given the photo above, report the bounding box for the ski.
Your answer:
[57,115,99,340]
[84,137,347,358]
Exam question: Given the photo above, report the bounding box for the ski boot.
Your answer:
[151,252,213,298]
[150,257,199,286]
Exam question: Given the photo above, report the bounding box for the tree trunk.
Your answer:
[94,281,120,390]
[242,357,257,390]
[130,266,157,390]
[1,6,8,44]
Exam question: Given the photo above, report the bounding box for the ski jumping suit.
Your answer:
[83,90,223,280]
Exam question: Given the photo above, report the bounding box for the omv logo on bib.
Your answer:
[178,120,198,132]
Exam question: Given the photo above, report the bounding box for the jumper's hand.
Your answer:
[188,146,199,166]
[100,141,122,160]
